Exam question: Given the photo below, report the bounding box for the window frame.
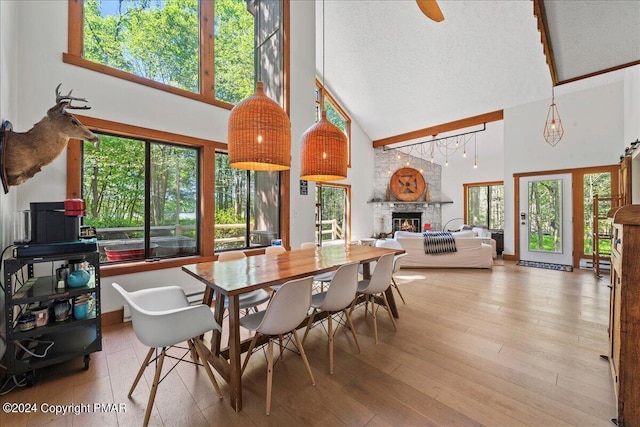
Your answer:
[463,181,504,230]
[66,0,236,109]
[213,151,281,252]
[315,79,352,168]
[68,115,223,276]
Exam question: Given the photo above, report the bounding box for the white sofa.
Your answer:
[391,230,494,269]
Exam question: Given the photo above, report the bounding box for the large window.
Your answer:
[82,133,200,263]
[67,0,255,107]
[214,152,280,251]
[464,182,504,230]
[315,81,351,167]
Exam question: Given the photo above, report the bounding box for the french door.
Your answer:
[519,174,573,266]
[315,183,350,246]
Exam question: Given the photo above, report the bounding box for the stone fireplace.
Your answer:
[371,148,445,237]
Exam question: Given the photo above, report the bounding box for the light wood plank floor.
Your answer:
[1,261,617,426]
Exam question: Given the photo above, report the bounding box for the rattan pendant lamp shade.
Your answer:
[300,0,347,181]
[300,110,347,181]
[227,81,291,171]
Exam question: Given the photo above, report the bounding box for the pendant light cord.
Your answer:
[255,0,262,85]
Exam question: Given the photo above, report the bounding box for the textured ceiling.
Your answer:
[544,0,640,84]
[316,0,639,144]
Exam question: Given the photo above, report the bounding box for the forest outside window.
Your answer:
[214,152,280,251]
[66,0,255,107]
[465,182,504,230]
[82,133,200,263]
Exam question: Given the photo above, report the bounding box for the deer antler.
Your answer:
[55,83,92,110]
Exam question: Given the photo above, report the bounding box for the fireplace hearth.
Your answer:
[392,212,422,233]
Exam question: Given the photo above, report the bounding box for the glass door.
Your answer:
[315,184,349,246]
[519,174,573,266]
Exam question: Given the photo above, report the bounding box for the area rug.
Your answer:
[517,260,573,272]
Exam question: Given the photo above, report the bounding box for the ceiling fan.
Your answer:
[416,0,445,22]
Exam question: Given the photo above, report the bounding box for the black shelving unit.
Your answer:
[3,249,101,385]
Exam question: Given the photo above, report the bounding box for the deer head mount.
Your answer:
[1,84,99,192]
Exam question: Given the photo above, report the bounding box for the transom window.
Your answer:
[66,0,255,107]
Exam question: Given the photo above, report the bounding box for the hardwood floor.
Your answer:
[1,261,617,426]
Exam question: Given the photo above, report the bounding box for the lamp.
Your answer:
[227,0,291,171]
[543,87,564,147]
[300,0,348,181]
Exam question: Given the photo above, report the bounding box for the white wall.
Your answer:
[0,0,19,364]
[624,66,640,204]
[624,65,640,146]
[287,0,317,248]
[502,81,625,255]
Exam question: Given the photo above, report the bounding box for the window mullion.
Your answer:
[245,170,251,247]
[145,142,152,259]
[201,0,215,102]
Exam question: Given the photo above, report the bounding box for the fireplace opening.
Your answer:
[392,212,422,233]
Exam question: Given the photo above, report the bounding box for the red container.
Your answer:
[64,199,86,217]
[104,243,157,261]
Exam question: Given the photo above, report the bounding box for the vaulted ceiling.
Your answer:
[316,0,640,146]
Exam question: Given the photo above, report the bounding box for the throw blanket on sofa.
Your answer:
[423,231,457,254]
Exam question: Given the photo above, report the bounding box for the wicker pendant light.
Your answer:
[300,110,348,181]
[228,81,291,171]
[300,0,347,181]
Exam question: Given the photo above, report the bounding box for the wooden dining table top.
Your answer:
[182,243,403,296]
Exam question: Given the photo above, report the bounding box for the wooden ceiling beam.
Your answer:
[372,109,503,148]
[533,0,559,86]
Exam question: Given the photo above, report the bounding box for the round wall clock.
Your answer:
[390,167,426,201]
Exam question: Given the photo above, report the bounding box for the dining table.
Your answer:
[181,243,404,412]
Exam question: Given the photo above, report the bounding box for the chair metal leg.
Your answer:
[293,330,315,386]
[392,277,406,304]
[381,291,398,331]
[241,334,259,375]
[266,338,274,415]
[344,309,362,353]
[302,310,317,344]
[129,347,155,397]
[328,315,334,374]
[143,348,166,427]
[193,339,223,399]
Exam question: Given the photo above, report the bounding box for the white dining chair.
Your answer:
[349,252,397,344]
[375,239,407,304]
[217,251,271,314]
[302,262,361,374]
[264,245,287,255]
[299,241,335,291]
[112,283,223,427]
[239,276,315,415]
[264,245,288,292]
[300,241,317,250]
